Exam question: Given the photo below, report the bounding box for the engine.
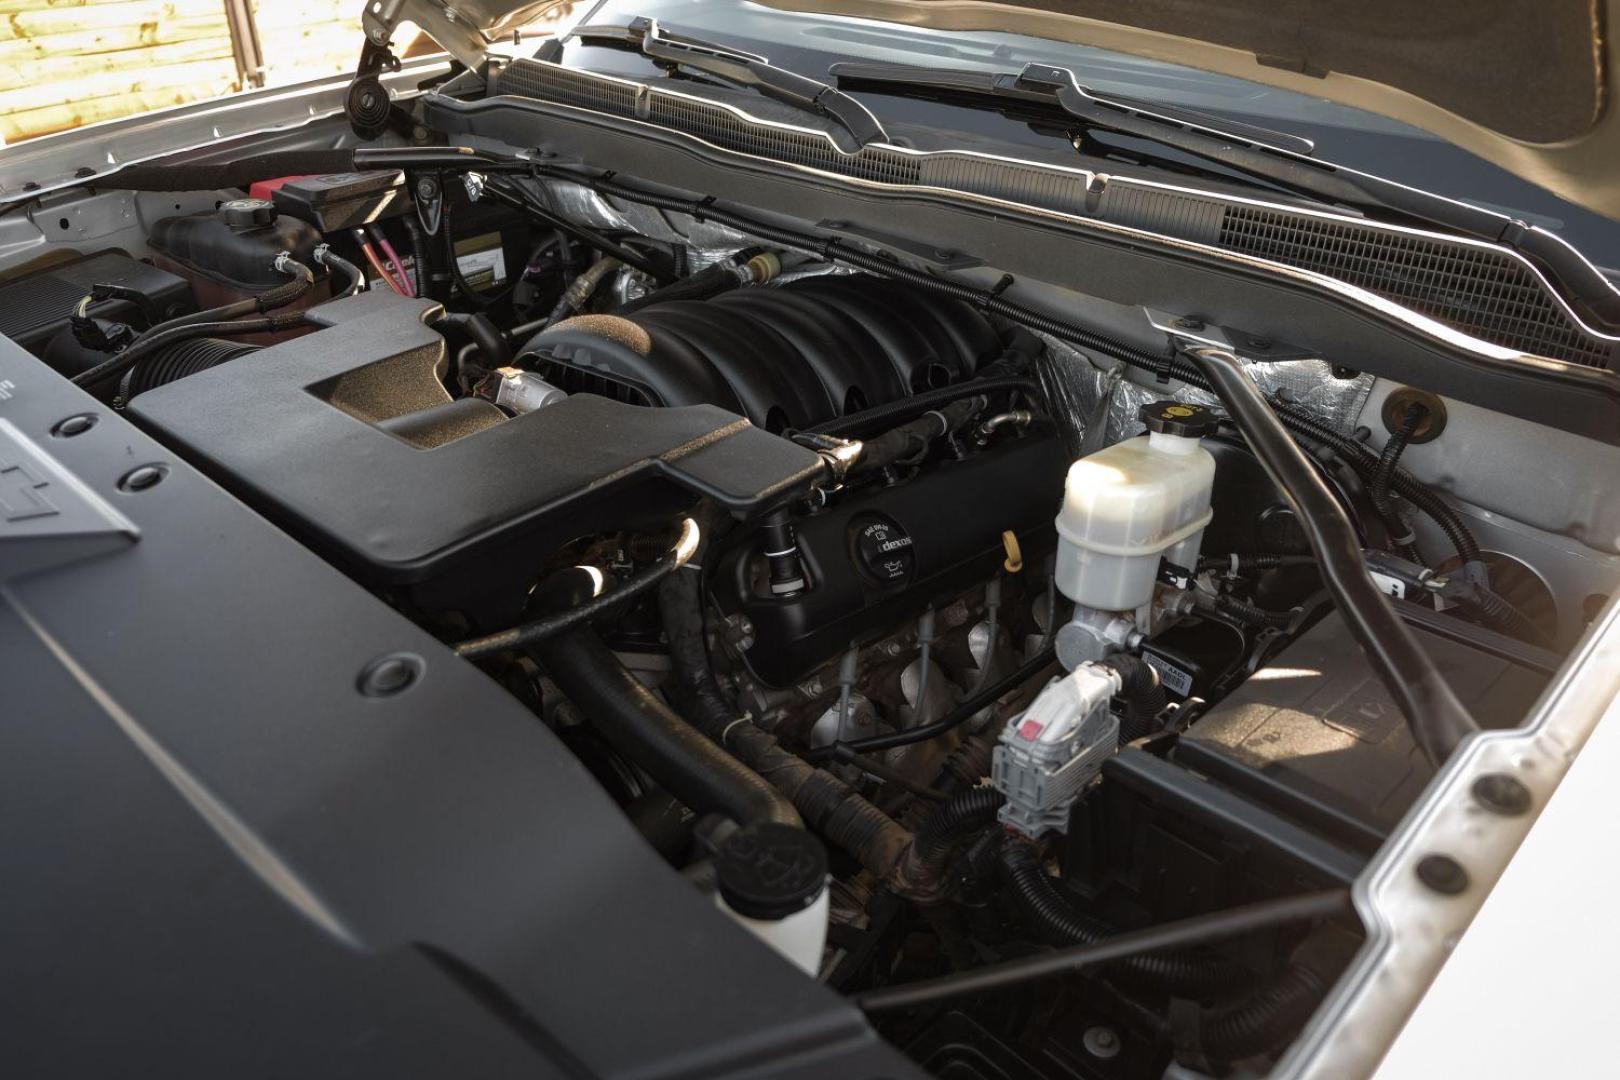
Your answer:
[26,165,1602,1079]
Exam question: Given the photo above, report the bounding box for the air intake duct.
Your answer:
[120,337,259,399]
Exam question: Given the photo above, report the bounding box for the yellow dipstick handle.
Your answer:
[1001,530,1024,573]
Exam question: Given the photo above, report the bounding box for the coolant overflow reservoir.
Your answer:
[1055,401,1219,612]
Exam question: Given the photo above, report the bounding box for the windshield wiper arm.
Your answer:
[571,18,887,152]
[833,59,1315,156]
[830,61,1523,233]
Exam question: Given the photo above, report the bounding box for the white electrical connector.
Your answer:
[992,662,1122,837]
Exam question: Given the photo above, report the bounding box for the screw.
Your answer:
[416,177,439,202]
[1083,1026,1121,1060]
[1415,853,1469,895]
[1472,773,1531,816]
[358,653,422,698]
[53,414,97,438]
[1172,315,1204,331]
[117,464,166,492]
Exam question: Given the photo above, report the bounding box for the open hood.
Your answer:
[375,0,1620,221]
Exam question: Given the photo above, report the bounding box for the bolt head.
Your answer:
[53,413,97,438]
[1083,1026,1121,1059]
[117,464,166,492]
[358,653,423,698]
[1472,773,1531,816]
[1416,853,1469,895]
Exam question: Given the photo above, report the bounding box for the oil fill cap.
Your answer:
[220,198,277,230]
[1140,400,1218,438]
[852,513,915,585]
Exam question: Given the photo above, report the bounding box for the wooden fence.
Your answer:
[0,0,372,144]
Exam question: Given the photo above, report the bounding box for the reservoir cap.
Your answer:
[1140,400,1218,438]
[220,198,277,230]
[715,824,828,920]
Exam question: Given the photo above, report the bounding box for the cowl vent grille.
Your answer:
[1218,206,1609,367]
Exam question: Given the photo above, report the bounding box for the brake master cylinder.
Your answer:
[1053,401,1218,667]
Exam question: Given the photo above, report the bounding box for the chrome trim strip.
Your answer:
[491,58,1620,353]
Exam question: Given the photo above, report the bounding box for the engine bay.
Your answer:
[5,119,1619,1078]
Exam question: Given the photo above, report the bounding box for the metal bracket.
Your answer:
[1143,308,1315,363]
[362,1,495,72]
[347,38,405,140]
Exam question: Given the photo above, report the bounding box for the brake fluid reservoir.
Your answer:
[1054,401,1219,612]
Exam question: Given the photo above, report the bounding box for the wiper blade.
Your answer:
[833,59,1315,156]
[571,18,887,152]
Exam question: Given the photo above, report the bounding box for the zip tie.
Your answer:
[720,714,753,748]
[981,273,1015,312]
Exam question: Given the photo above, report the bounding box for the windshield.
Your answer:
[567,0,1620,268]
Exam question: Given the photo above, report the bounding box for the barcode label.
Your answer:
[1144,652,1194,696]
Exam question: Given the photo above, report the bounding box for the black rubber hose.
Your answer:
[441,207,504,309]
[71,311,311,390]
[1200,961,1328,1062]
[805,645,1058,763]
[1215,595,1296,630]
[1188,347,1477,767]
[1197,553,1317,574]
[532,613,801,831]
[1101,655,1166,742]
[126,256,314,345]
[911,788,1004,869]
[614,259,741,315]
[849,397,981,476]
[658,571,920,889]
[437,311,513,367]
[1276,406,1483,569]
[453,520,697,658]
[896,787,1005,902]
[805,376,1043,438]
[1370,402,1427,562]
[1444,579,1552,647]
[999,841,1242,997]
[402,215,441,302]
[317,249,365,298]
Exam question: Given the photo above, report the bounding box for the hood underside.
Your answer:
[394,0,1619,222]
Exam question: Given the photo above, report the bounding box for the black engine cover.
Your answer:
[128,291,822,608]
